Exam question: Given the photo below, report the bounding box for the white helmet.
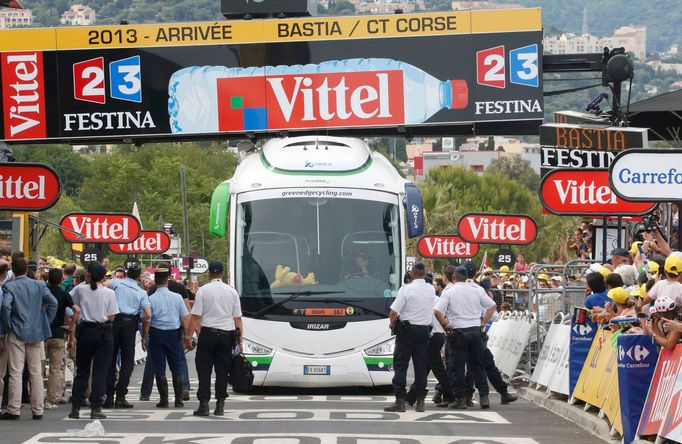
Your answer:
[651,295,677,314]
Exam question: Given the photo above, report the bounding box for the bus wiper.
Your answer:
[253,290,346,318]
[325,299,389,318]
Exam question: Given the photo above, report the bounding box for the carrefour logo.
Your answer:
[572,323,593,336]
[618,344,652,368]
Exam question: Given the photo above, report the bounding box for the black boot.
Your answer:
[465,394,474,407]
[193,399,210,417]
[102,392,114,409]
[383,397,406,412]
[405,389,416,407]
[447,398,468,409]
[156,376,169,408]
[432,391,443,404]
[90,406,107,419]
[415,395,426,413]
[115,394,134,409]
[214,398,225,416]
[501,391,518,405]
[480,395,490,409]
[68,405,80,419]
[172,376,184,408]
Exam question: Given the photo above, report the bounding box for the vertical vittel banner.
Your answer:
[0,9,542,143]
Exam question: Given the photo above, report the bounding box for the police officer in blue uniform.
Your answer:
[142,263,189,408]
[104,261,151,409]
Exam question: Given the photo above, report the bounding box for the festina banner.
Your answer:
[617,334,658,444]
[0,10,542,143]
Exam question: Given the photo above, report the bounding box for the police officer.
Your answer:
[142,263,189,408]
[104,262,151,409]
[384,262,435,413]
[69,264,119,419]
[434,265,496,410]
[185,261,242,417]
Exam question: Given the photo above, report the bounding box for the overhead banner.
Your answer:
[617,334,658,444]
[609,149,682,201]
[539,168,656,216]
[0,10,543,143]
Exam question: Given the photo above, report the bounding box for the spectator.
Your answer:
[514,255,529,272]
[642,296,681,350]
[61,264,77,293]
[643,255,682,307]
[615,265,638,290]
[610,248,630,268]
[584,272,609,310]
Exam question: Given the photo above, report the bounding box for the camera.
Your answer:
[643,213,660,232]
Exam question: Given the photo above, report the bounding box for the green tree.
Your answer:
[487,156,540,192]
[12,145,90,198]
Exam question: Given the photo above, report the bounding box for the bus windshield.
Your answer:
[236,191,401,321]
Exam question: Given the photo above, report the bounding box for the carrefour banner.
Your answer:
[569,318,597,396]
[617,334,658,444]
[0,9,542,144]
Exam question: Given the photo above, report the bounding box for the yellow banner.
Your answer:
[0,9,541,51]
[573,328,619,408]
[602,366,622,433]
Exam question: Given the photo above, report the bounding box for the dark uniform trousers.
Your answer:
[392,325,430,399]
[465,342,508,397]
[149,327,183,378]
[406,332,453,403]
[72,322,113,408]
[447,328,489,399]
[106,314,138,397]
[195,327,234,401]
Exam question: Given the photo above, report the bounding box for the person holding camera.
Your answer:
[642,296,681,350]
[434,265,497,410]
[384,262,434,413]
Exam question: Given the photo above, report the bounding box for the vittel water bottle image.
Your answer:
[168,58,468,134]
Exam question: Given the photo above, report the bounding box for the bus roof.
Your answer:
[229,136,408,194]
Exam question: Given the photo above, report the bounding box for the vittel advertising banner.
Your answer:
[457,213,537,245]
[637,344,682,438]
[0,163,60,210]
[0,9,542,143]
[108,230,171,254]
[60,212,141,243]
[417,235,479,258]
[539,168,656,216]
[610,149,682,201]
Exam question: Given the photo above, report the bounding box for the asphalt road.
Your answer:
[5,351,604,444]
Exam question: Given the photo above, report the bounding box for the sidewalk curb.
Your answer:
[519,387,613,443]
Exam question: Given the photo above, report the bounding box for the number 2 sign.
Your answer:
[477,44,538,89]
[73,55,142,104]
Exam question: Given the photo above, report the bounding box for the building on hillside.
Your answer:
[412,150,541,182]
[0,7,32,29]
[451,1,523,10]
[544,26,646,61]
[646,60,682,75]
[352,0,417,14]
[61,4,96,26]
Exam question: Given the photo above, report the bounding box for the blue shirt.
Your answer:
[1,276,58,343]
[149,287,188,330]
[584,290,610,310]
[110,278,150,316]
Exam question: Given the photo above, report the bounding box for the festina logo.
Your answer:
[458,213,537,245]
[474,99,542,115]
[60,213,141,243]
[1,52,47,139]
[63,111,156,132]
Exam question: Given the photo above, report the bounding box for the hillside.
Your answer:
[489,0,681,53]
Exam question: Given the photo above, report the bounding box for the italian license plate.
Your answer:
[304,365,330,375]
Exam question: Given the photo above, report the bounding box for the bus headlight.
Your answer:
[364,338,395,356]
[242,338,273,355]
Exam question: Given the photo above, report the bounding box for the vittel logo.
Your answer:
[1,52,47,140]
[60,213,141,243]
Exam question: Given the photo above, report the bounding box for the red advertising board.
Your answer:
[540,169,656,216]
[0,163,60,211]
[417,235,479,258]
[637,344,682,437]
[109,230,171,254]
[457,213,537,245]
[1,51,47,140]
[60,212,141,243]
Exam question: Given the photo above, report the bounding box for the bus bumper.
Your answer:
[245,352,394,388]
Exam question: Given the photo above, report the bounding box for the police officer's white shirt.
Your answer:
[191,279,242,331]
[431,292,445,334]
[435,281,495,329]
[390,278,435,326]
[71,283,119,323]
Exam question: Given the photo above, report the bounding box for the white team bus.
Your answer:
[209,136,423,387]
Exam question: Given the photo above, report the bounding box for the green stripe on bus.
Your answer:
[246,356,273,365]
[364,357,393,365]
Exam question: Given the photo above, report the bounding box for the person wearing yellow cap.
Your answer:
[630,241,643,255]
[499,265,509,277]
[642,254,682,308]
